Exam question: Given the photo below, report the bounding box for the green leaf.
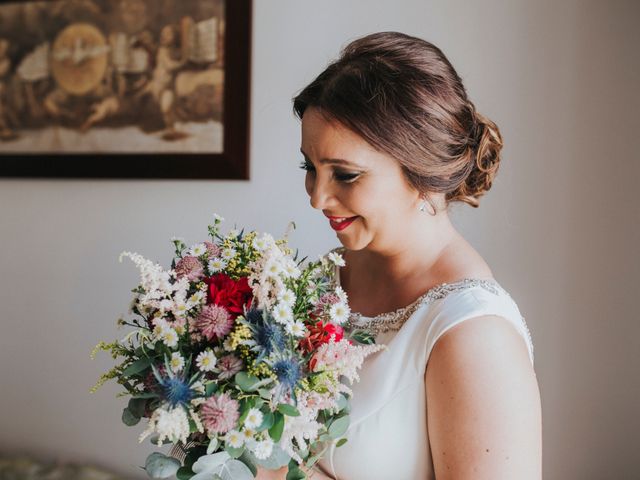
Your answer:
[256,411,274,432]
[276,403,300,417]
[238,451,257,477]
[238,396,257,424]
[122,357,152,376]
[225,445,245,459]
[235,372,261,392]
[121,407,140,426]
[336,394,348,412]
[128,397,147,418]
[257,388,271,400]
[176,466,194,480]
[268,412,285,442]
[205,382,218,396]
[286,460,306,480]
[144,452,181,479]
[328,415,350,439]
[336,438,348,447]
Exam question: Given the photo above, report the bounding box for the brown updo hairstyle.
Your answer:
[293,31,503,211]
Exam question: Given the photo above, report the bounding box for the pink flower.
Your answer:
[204,241,221,258]
[195,304,234,340]
[313,292,340,315]
[175,256,204,281]
[200,392,239,434]
[217,354,243,380]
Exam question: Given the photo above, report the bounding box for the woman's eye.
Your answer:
[299,160,315,172]
[335,172,359,183]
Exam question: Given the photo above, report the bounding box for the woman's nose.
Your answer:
[307,175,333,210]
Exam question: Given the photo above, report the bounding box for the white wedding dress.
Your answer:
[316,247,535,480]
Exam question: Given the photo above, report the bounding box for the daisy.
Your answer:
[161,328,179,348]
[251,438,274,460]
[327,251,346,267]
[221,248,237,260]
[196,349,217,372]
[271,303,293,325]
[188,243,207,257]
[329,302,350,325]
[225,429,244,448]
[264,260,284,278]
[208,258,228,273]
[285,320,306,338]
[169,352,184,373]
[277,289,296,307]
[243,408,264,430]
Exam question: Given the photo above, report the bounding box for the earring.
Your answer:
[419,197,436,216]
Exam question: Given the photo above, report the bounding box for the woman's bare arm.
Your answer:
[425,315,542,479]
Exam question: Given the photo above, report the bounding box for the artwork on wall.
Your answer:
[0,0,251,179]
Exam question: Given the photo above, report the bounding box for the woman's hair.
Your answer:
[293,31,503,210]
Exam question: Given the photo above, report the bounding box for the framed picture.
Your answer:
[0,0,251,179]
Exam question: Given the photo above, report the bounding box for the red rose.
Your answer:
[204,273,253,317]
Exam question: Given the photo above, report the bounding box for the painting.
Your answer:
[0,0,251,179]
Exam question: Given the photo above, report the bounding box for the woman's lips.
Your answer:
[328,216,359,231]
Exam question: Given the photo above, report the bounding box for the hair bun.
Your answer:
[448,111,504,208]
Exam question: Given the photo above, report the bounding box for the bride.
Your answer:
[259,31,542,480]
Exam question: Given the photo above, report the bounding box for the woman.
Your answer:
[260,31,541,480]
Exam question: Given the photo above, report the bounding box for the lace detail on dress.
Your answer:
[345,278,506,336]
[328,246,534,352]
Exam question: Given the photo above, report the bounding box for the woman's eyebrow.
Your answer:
[300,148,360,167]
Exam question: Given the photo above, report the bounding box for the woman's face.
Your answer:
[300,107,422,252]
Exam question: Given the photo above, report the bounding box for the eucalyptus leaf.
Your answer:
[268,412,285,442]
[205,382,218,396]
[144,452,181,479]
[328,415,350,439]
[123,357,152,376]
[336,438,348,447]
[192,453,254,480]
[128,397,147,418]
[235,372,259,391]
[276,403,300,417]
[256,411,274,432]
[225,445,245,459]
[121,407,140,426]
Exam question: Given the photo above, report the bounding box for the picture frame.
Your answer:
[0,0,251,179]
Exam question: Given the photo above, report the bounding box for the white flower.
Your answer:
[196,349,217,372]
[161,328,179,348]
[282,259,301,279]
[329,302,350,325]
[139,406,190,445]
[188,243,207,257]
[208,258,228,273]
[227,228,240,238]
[241,428,257,447]
[263,260,284,278]
[244,408,264,430]
[334,285,349,304]
[277,289,296,307]
[171,236,185,243]
[225,430,244,448]
[222,337,234,352]
[285,320,306,338]
[271,303,293,325]
[213,213,224,223]
[251,438,274,460]
[252,236,269,251]
[170,352,184,372]
[327,251,346,267]
[192,381,206,395]
[221,248,237,260]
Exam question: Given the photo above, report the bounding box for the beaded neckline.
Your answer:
[329,246,511,336]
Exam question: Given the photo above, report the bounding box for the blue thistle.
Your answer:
[272,357,301,390]
[160,377,194,407]
[244,308,286,361]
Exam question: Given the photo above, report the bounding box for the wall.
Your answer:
[0,1,638,478]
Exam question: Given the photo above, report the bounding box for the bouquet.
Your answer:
[92,214,385,480]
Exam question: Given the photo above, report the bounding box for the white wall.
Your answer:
[1,1,638,479]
